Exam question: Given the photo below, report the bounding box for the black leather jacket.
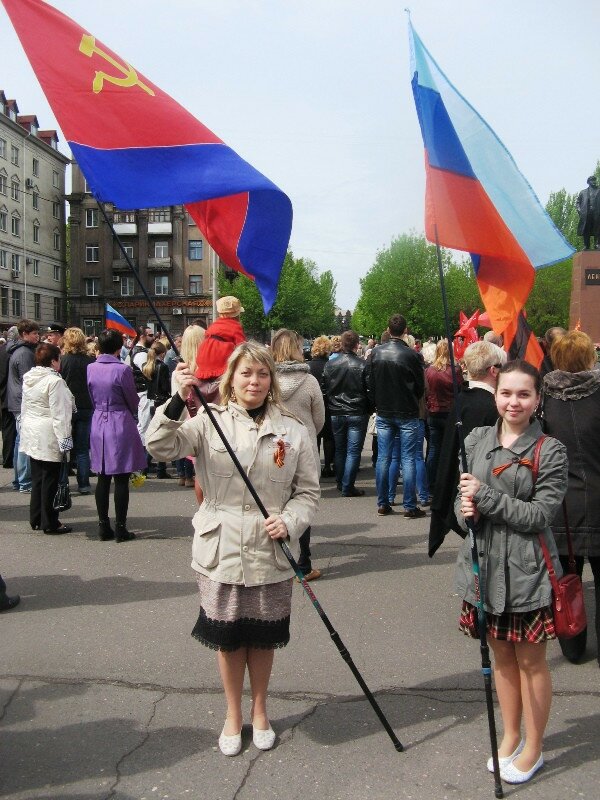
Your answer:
[322,352,370,416]
[131,344,149,393]
[365,339,424,418]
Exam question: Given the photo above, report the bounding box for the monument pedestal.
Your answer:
[569,250,600,342]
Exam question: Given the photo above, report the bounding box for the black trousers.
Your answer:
[298,526,312,574]
[30,457,61,531]
[95,473,130,526]
[1,409,16,468]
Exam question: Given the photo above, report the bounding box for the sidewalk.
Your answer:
[1,463,598,799]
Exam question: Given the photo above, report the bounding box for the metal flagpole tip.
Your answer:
[404,7,411,18]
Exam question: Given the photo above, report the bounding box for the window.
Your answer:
[0,174,6,195]
[53,297,62,321]
[12,289,21,317]
[1,286,8,317]
[52,201,60,220]
[83,318,103,336]
[185,211,195,226]
[113,211,135,223]
[53,265,60,282]
[33,221,40,243]
[84,179,91,194]
[10,180,19,201]
[154,275,169,295]
[53,230,60,250]
[32,192,39,210]
[33,292,41,319]
[154,241,168,258]
[11,214,21,237]
[0,138,6,159]
[0,250,7,269]
[32,258,39,276]
[85,278,99,296]
[10,145,19,166]
[148,207,170,223]
[189,240,203,260]
[121,276,135,296]
[189,274,203,295]
[86,245,99,262]
[52,170,59,188]
[11,254,21,276]
[0,209,7,232]
[32,157,39,177]
[85,208,98,227]
[122,245,134,259]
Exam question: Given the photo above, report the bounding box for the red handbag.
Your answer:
[532,437,587,639]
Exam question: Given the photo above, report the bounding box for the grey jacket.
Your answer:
[455,420,568,615]
[6,339,37,414]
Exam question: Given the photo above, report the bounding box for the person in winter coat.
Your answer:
[272,329,324,581]
[87,329,146,542]
[7,319,40,492]
[146,342,319,757]
[60,327,96,494]
[20,342,75,534]
[194,296,246,402]
[456,360,568,785]
[543,330,600,666]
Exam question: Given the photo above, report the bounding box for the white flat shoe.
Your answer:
[218,728,242,756]
[487,738,525,773]
[252,723,276,750]
[500,753,544,784]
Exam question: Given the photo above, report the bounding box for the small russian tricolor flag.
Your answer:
[105,303,136,337]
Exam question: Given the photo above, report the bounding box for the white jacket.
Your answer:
[146,401,320,586]
[20,367,75,462]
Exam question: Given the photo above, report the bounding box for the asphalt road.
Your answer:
[1,456,598,800]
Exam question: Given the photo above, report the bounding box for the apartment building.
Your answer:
[68,162,215,336]
[0,90,69,327]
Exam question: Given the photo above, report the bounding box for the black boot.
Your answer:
[98,520,115,541]
[115,523,135,543]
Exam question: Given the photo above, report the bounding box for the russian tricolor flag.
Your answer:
[2,0,292,313]
[105,303,136,338]
[409,23,574,357]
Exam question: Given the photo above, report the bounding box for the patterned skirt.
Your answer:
[459,601,556,643]
[191,574,293,652]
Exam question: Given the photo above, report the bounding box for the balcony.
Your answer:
[148,221,172,235]
[113,222,137,236]
[148,257,172,272]
[112,258,137,272]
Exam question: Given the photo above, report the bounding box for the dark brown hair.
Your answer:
[497,359,542,395]
[35,342,60,367]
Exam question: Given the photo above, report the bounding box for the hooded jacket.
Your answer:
[6,339,37,414]
[275,361,325,468]
[20,366,75,462]
[195,317,246,380]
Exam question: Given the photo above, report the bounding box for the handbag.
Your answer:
[53,454,72,513]
[532,436,586,639]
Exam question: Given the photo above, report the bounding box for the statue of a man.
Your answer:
[577,175,600,250]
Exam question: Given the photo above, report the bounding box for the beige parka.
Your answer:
[146,400,320,587]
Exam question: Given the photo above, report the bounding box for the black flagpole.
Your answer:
[95,198,403,753]
[433,226,503,797]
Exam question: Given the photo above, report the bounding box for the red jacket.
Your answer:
[195,317,246,380]
[425,365,462,414]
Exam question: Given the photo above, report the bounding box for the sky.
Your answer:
[2,0,600,311]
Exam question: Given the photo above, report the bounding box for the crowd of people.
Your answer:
[1,299,599,784]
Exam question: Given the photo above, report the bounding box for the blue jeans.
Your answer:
[376,416,418,510]
[331,415,368,493]
[13,414,31,491]
[72,409,93,490]
[427,413,448,494]
[387,419,429,505]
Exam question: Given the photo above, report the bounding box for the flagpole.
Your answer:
[433,226,503,798]
[94,197,404,754]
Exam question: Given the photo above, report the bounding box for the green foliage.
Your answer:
[352,233,480,338]
[218,252,337,339]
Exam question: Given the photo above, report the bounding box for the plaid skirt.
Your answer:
[459,600,556,643]
[191,573,292,652]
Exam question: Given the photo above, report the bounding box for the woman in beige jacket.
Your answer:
[146,342,319,757]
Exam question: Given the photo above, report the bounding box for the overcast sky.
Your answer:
[3,0,599,310]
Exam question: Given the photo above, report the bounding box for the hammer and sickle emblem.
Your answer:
[79,34,155,96]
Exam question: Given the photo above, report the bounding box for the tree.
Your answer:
[352,233,480,338]
[218,252,337,338]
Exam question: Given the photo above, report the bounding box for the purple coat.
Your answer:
[87,355,146,475]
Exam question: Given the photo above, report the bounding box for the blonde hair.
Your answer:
[61,327,88,355]
[180,325,205,372]
[432,339,450,370]
[86,340,99,357]
[271,329,303,363]
[219,341,281,405]
[311,335,332,358]
[463,341,506,379]
[142,340,167,380]
[402,333,416,349]
[551,330,596,372]
[421,341,436,365]
[330,335,342,352]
